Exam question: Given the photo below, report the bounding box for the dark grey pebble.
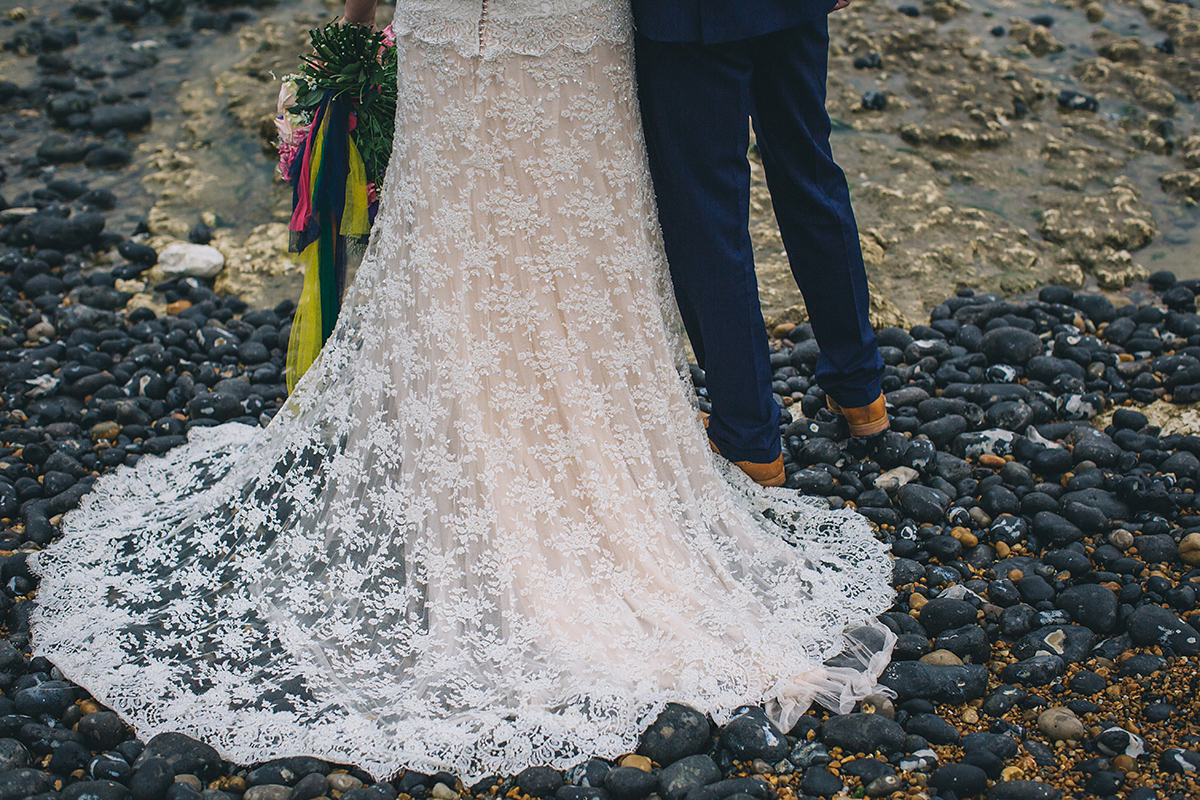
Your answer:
[658,755,720,800]
[986,781,1061,800]
[980,327,1042,366]
[1055,584,1117,633]
[130,757,174,800]
[0,769,57,800]
[1126,604,1200,655]
[61,780,131,800]
[602,767,656,800]
[719,708,787,762]
[904,714,959,745]
[797,766,842,798]
[878,662,988,703]
[132,732,224,781]
[637,703,710,766]
[918,597,976,635]
[517,767,563,799]
[820,713,904,755]
[13,679,75,717]
[929,763,987,798]
[999,655,1064,686]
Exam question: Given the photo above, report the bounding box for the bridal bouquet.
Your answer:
[275,20,398,392]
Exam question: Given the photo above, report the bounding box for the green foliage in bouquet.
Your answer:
[294,20,398,182]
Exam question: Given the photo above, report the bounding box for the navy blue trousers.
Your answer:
[636,19,884,463]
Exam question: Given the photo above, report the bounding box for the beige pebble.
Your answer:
[90,421,121,441]
[962,708,979,725]
[1038,706,1085,740]
[772,323,796,340]
[326,774,364,793]
[618,754,653,772]
[861,693,895,719]
[1109,529,1135,550]
[909,593,928,611]
[175,776,203,791]
[430,783,459,800]
[1180,532,1200,566]
[167,299,193,315]
[244,786,292,800]
[978,454,1005,469]
[1085,2,1104,22]
[1000,766,1025,781]
[920,649,963,666]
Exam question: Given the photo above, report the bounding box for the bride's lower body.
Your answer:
[30,31,895,782]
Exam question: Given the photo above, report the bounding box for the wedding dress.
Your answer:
[30,0,896,783]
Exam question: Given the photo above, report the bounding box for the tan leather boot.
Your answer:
[702,413,787,487]
[826,394,890,437]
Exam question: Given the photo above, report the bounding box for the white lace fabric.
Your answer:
[30,6,895,783]
[392,0,631,58]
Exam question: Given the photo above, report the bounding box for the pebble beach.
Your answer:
[3,1,1200,800]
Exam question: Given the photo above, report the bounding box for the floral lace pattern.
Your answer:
[30,11,895,784]
[392,0,631,59]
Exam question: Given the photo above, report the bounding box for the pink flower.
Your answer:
[381,24,396,47]
[366,182,378,205]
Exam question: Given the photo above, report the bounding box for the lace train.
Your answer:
[30,23,895,783]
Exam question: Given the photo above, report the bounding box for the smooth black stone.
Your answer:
[90,104,151,133]
[658,755,720,800]
[918,597,976,635]
[892,633,930,661]
[556,789,609,800]
[0,737,32,772]
[929,763,987,798]
[1119,652,1167,676]
[1060,488,1128,521]
[896,483,951,523]
[904,714,959,745]
[62,780,130,800]
[1012,625,1094,664]
[1096,727,1147,758]
[985,781,1061,800]
[85,146,133,168]
[517,767,564,799]
[132,732,225,781]
[999,655,1064,686]
[1031,511,1082,544]
[637,703,710,766]
[683,778,767,800]
[1069,670,1106,695]
[720,709,787,762]
[820,713,904,755]
[602,768,656,800]
[1126,604,1200,655]
[49,740,94,774]
[1159,747,1200,774]
[797,767,841,798]
[91,753,133,782]
[980,327,1042,366]
[0,769,56,800]
[12,679,75,717]
[1055,584,1117,633]
[981,686,1025,717]
[1135,533,1179,564]
[130,757,175,800]
[878,662,988,703]
[962,732,1019,760]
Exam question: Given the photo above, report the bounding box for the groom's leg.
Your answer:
[749,19,884,409]
[635,34,782,463]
